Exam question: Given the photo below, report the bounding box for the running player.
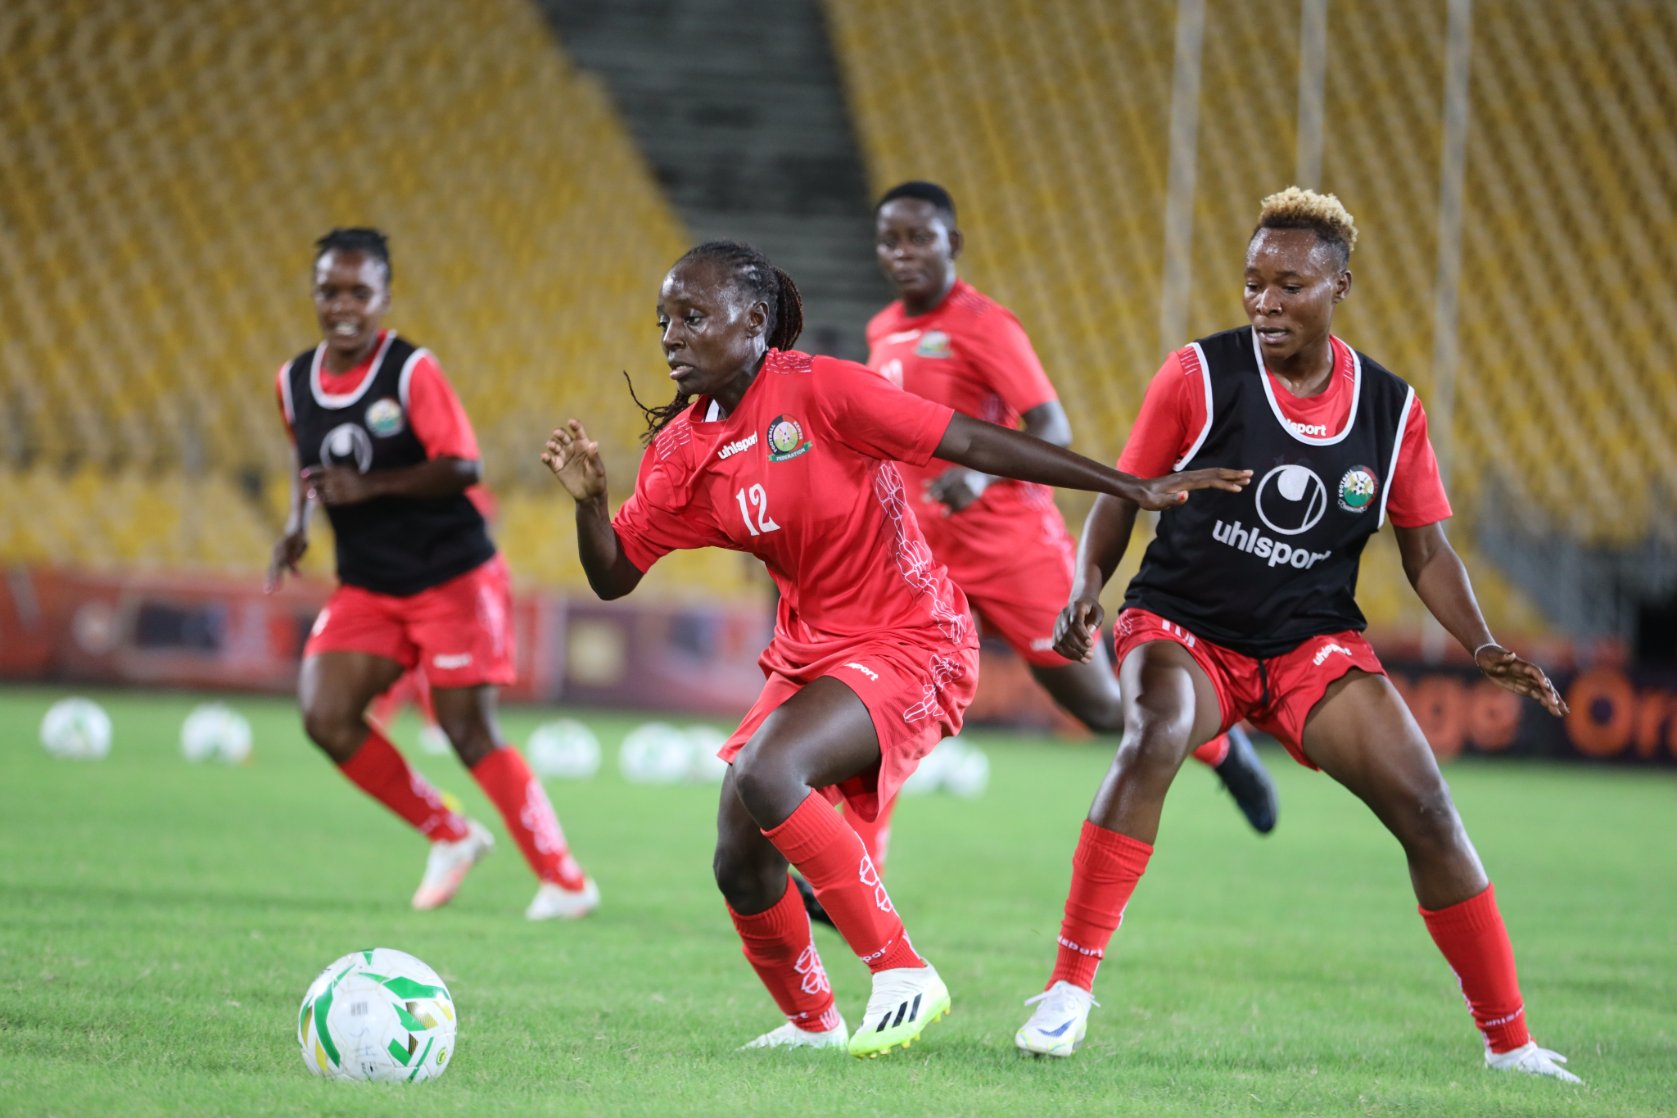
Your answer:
[267,227,597,921]
[1012,189,1579,1084]
[852,181,1277,874]
[540,240,1248,1058]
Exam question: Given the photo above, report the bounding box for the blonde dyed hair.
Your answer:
[1253,186,1357,268]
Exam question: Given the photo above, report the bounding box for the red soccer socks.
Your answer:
[728,876,842,1031]
[1421,883,1531,1053]
[1049,820,1154,992]
[841,797,895,876]
[764,793,924,973]
[1192,734,1231,768]
[471,746,588,890]
[337,729,468,842]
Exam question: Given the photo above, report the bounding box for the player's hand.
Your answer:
[1053,596,1105,663]
[265,528,308,593]
[300,465,374,507]
[1127,467,1252,511]
[925,466,992,515]
[1475,644,1569,717]
[542,420,608,502]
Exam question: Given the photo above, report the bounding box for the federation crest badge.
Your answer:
[1337,465,1379,513]
[766,414,813,462]
[365,397,406,438]
[914,330,952,359]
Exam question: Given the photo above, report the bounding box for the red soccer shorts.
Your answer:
[922,492,1077,667]
[719,637,981,822]
[1113,606,1386,768]
[303,554,516,689]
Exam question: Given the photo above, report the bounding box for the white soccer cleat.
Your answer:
[1015,980,1098,1057]
[411,820,494,911]
[741,1016,849,1051]
[847,964,952,1059]
[524,877,601,921]
[1485,1041,1583,1084]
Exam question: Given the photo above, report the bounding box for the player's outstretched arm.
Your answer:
[1053,494,1140,663]
[1395,522,1568,717]
[541,420,643,600]
[266,446,311,593]
[934,413,1250,511]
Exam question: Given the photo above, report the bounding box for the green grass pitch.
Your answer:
[1,684,1671,1117]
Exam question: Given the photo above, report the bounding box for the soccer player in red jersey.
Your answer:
[1012,190,1580,1084]
[267,228,597,921]
[541,241,1248,1058]
[849,181,1277,875]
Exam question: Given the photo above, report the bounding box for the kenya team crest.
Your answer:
[1338,465,1379,513]
[766,415,813,462]
[365,397,405,438]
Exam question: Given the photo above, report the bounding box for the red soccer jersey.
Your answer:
[865,280,1060,537]
[275,330,494,516]
[1118,336,1452,528]
[612,349,970,671]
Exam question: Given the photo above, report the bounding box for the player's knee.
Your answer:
[729,745,799,827]
[436,717,494,767]
[1115,711,1194,776]
[1394,782,1466,854]
[300,702,363,761]
[712,838,783,910]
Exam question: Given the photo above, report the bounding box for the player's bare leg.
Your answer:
[1032,642,1276,833]
[1300,670,1579,1081]
[433,683,595,918]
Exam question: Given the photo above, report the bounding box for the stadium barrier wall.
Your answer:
[2,565,1671,766]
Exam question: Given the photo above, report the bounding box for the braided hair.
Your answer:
[314,227,392,282]
[632,241,805,444]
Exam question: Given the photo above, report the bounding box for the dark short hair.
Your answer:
[314,227,392,282]
[876,181,956,223]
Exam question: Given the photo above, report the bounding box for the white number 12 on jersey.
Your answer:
[734,484,781,536]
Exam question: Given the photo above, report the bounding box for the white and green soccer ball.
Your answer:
[297,948,456,1083]
[180,702,253,765]
[526,718,602,779]
[618,721,692,784]
[40,696,112,760]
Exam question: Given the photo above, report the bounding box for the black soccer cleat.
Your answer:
[1214,725,1279,834]
[793,873,836,929]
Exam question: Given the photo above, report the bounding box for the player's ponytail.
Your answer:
[767,265,804,352]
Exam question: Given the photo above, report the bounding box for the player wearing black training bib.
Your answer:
[1125,324,1411,657]
[281,331,494,596]
[267,227,597,922]
[1014,189,1579,1086]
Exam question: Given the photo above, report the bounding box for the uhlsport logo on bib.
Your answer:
[1254,464,1328,535]
[319,423,374,473]
[1212,463,1332,569]
[1338,465,1379,513]
[766,415,812,462]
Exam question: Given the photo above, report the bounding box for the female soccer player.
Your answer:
[854,181,1277,870]
[267,228,597,921]
[1012,189,1580,1084]
[541,240,1248,1058]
